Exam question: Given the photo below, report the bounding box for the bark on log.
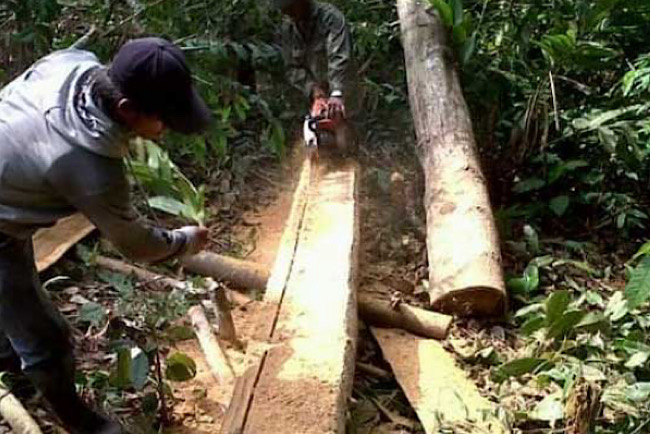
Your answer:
[358,294,452,339]
[0,385,43,434]
[181,252,269,291]
[397,0,506,317]
[188,305,235,384]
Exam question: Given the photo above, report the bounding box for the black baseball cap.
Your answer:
[109,37,211,134]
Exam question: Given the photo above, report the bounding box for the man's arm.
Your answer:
[324,8,352,96]
[47,152,200,263]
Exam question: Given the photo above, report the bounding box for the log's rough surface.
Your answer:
[397,0,506,317]
[222,160,359,434]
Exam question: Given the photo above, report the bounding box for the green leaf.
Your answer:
[624,255,650,310]
[507,264,539,295]
[605,291,629,321]
[545,291,571,326]
[492,358,550,382]
[626,383,650,402]
[130,347,150,391]
[165,352,197,382]
[532,394,564,422]
[450,0,463,26]
[549,196,570,217]
[98,270,134,296]
[625,351,649,369]
[110,347,132,389]
[513,177,545,193]
[521,315,546,335]
[458,33,476,66]
[148,196,189,218]
[79,302,107,327]
[547,309,585,339]
[430,0,453,27]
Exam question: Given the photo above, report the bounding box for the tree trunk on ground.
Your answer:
[396,0,506,317]
[358,293,451,339]
[181,252,269,291]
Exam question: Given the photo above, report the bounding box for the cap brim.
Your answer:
[162,86,212,135]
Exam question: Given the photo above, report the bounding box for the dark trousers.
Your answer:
[0,233,105,432]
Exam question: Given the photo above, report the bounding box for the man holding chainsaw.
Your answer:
[0,37,210,433]
[273,0,357,155]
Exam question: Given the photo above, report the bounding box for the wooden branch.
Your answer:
[397,0,506,317]
[188,305,235,384]
[356,362,391,380]
[0,385,43,434]
[181,252,269,291]
[95,256,185,290]
[358,294,452,340]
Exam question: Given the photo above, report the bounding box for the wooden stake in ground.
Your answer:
[396,0,506,317]
[358,293,452,339]
[0,385,43,434]
[372,328,507,433]
[188,305,235,385]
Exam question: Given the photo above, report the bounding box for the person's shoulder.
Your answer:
[316,2,346,23]
[38,48,100,67]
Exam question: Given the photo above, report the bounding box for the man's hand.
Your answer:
[175,226,209,256]
[327,96,345,119]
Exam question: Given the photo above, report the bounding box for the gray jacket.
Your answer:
[0,48,187,263]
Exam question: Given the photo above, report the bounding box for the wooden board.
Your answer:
[372,328,508,434]
[34,213,94,272]
[222,160,359,434]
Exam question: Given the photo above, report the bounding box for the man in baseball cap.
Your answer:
[0,37,211,433]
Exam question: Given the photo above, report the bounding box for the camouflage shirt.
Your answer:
[280,1,353,98]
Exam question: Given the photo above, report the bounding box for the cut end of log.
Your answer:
[431,287,506,318]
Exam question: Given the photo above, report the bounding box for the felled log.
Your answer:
[358,293,452,339]
[181,252,269,291]
[0,385,43,434]
[188,305,235,384]
[397,0,506,317]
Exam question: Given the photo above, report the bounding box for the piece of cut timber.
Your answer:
[372,328,508,434]
[188,305,235,385]
[396,0,506,317]
[34,213,94,272]
[358,293,452,339]
[0,385,43,434]
[222,160,359,434]
[181,252,270,291]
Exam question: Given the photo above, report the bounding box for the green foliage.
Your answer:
[165,352,197,382]
[128,139,208,225]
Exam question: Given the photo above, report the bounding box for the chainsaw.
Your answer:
[302,96,348,159]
